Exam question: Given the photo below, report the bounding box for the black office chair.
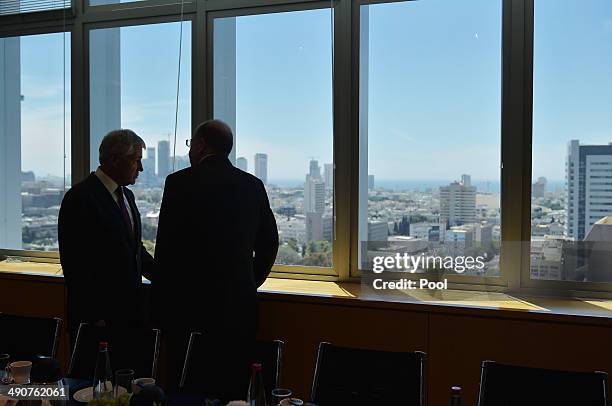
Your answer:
[180,332,284,397]
[0,313,62,361]
[477,360,609,406]
[311,342,427,406]
[67,323,160,380]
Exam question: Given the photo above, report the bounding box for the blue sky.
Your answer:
[13,0,612,184]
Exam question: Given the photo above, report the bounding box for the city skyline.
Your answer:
[13,1,611,182]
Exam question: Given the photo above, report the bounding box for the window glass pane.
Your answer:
[0,32,71,251]
[213,9,334,269]
[359,0,502,277]
[531,0,612,282]
[89,22,191,255]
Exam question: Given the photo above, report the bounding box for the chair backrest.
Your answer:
[0,313,62,362]
[180,332,284,397]
[67,323,160,381]
[477,360,609,406]
[253,339,284,395]
[311,342,427,406]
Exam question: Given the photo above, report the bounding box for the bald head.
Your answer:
[193,120,233,156]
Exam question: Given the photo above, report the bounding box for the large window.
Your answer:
[531,0,612,283]
[212,8,334,270]
[358,0,502,278]
[89,21,191,255]
[1,0,610,295]
[0,32,70,251]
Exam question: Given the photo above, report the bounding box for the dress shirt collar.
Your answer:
[95,167,120,200]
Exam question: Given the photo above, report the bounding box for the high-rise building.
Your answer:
[236,157,247,172]
[142,147,156,184]
[304,175,325,214]
[532,176,547,199]
[322,215,334,242]
[309,159,321,179]
[566,140,612,240]
[157,140,170,179]
[440,181,477,227]
[306,211,323,241]
[461,174,471,187]
[323,163,333,191]
[254,153,268,185]
[368,174,375,191]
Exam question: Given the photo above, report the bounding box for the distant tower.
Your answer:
[566,140,612,240]
[323,163,333,191]
[440,181,477,226]
[368,174,375,191]
[143,147,156,183]
[157,140,170,179]
[254,153,268,185]
[309,159,321,179]
[236,157,247,172]
[461,174,471,187]
[304,175,325,214]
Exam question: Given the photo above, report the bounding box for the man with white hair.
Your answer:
[59,129,155,345]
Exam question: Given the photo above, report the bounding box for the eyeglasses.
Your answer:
[185,139,192,148]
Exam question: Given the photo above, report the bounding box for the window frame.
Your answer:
[351,0,513,291]
[206,1,348,278]
[0,26,72,258]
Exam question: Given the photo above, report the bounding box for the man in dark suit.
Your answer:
[58,129,154,345]
[152,120,278,399]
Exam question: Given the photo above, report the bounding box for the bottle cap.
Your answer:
[451,386,462,394]
[251,363,262,372]
[99,341,109,350]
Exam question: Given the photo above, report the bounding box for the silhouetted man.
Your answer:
[152,120,278,400]
[58,129,154,345]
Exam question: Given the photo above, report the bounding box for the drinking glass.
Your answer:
[114,369,134,399]
[271,388,292,406]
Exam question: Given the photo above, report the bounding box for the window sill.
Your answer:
[1,260,610,323]
[258,278,612,323]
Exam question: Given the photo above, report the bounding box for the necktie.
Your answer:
[115,186,134,239]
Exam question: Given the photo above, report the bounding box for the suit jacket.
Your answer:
[152,155,279,335]
[58,173,154,336]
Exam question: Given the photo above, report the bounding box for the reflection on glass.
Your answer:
[358,0,502,277]
[531,0,612,282]
[89,22,192,255]
[213,9,334,268]
[0,32,71,251]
